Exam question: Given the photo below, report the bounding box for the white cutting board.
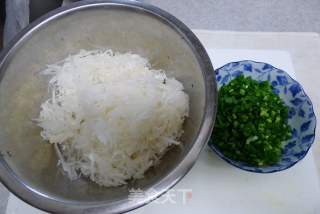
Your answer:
[6,49,320,214]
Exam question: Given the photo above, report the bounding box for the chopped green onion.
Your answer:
[211,74,292,166]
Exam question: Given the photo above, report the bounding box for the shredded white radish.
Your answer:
[36,50,189,187]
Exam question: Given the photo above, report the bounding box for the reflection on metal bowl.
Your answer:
[0,0,217,213]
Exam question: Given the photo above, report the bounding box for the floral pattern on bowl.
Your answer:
[208,60,317,173]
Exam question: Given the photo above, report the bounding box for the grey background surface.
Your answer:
[141,0,320,33]
[0,0,319,213]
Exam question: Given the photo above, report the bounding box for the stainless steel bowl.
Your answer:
[0,0,217,213]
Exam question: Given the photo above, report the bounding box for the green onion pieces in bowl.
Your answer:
[211,74,292,166]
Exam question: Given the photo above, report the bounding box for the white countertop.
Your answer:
[4,30,320,214]
[193,30,320,177]
[1,1,320,213]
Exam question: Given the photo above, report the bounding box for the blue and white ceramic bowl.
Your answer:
[208,60,316,173]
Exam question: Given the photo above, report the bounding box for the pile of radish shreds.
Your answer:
[36,50,189,187]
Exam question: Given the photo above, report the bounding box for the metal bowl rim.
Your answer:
[0,0,217,213]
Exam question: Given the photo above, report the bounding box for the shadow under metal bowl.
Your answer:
[0,0,217,213]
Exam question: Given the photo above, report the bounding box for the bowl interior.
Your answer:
[0,2,212,205]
